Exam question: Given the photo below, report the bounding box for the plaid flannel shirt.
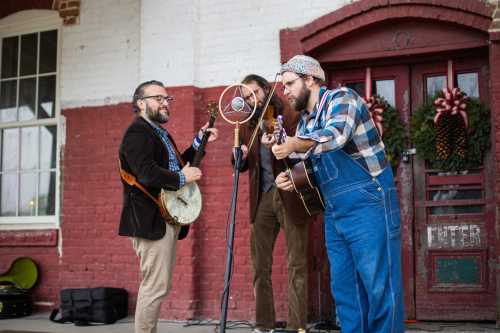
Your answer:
[295,86,387,177]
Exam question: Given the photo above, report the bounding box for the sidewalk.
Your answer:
[0,313,498,333]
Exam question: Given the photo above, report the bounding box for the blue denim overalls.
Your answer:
[311,149,404,333]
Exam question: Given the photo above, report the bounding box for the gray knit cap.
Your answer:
[280,55,325,81]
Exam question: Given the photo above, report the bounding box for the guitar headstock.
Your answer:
[207,101,218,121]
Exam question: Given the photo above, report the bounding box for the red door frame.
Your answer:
[279,0,500,324]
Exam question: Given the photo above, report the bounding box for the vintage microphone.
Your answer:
[217,83,256,333]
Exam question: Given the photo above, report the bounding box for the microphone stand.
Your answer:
[218,76,279,332]
[219,122,242,333]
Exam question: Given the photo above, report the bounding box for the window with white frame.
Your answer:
[0,11,60,227]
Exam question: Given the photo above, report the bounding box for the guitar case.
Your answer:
[0,257,38,319]
[0,284,33,319]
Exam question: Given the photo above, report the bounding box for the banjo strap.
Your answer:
[118,159,172,222]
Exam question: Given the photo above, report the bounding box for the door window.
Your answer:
[345,79,395,108]
[374,79,395,107]
[457,72,479,98]
[426,75,446,99]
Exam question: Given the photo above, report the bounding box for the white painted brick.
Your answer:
[60,0,140,109]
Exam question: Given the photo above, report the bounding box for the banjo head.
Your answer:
[160,182,202,225]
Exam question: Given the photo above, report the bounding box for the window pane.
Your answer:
[374,80,395,107]
[2,128,19,171]
[19,172,37,216]
[19,78,36,121]
[38,75,55,119]
[20,33,37,76]
[40,30,57,74]
[0,80,18,122]
[0,173,17,216]
[40,125,57,169]
[1,36,18,78]
[21,127,38,170]
[345,82,365,97]
[426,75,446,98]
[457,73,479,98]
[39,171,55,215]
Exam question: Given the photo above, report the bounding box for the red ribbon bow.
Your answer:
[366,95,386,137]
[433,87,468,128]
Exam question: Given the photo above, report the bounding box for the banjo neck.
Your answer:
[192,101,218,167]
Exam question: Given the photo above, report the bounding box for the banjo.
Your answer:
[159,102,218,225]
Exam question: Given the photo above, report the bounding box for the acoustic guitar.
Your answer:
[274,115,325,216]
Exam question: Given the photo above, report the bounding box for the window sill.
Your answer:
[0,229,58,247]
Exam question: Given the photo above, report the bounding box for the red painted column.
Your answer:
[488,31,500,327]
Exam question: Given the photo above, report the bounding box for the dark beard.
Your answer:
[293,85,310,112]
[145,103,169,124]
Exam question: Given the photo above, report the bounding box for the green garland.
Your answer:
[410,95,490,171]
[375,96,406,171]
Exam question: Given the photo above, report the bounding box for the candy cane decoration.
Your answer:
[364,67,386,136]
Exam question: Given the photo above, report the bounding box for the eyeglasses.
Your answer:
[141,95,174,104]
[281,76,302,92]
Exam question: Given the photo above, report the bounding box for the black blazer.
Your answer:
[118,117,196,240]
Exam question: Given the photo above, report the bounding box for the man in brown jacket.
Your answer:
[234,74,313,333]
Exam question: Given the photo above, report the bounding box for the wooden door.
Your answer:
[411,55,496,320]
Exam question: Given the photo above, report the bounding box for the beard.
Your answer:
[145,102,169,124]
[290,85,310,112]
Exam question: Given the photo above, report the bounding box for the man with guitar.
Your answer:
[118,80,218,333]
[234,74,313,333]
[272,55,404,333]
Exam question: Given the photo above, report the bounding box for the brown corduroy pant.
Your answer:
[251,187,309,330]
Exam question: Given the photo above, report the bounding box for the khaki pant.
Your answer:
[251,187,309,330]
[132,224,179,333]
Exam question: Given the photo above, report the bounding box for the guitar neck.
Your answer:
[192,117,216,167]
[274,115,293,169]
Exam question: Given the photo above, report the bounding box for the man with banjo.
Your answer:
[233,74,314,333]
[118,80,218,333]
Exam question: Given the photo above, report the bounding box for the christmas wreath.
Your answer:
[410,92,490,171]
[366,95,406,171]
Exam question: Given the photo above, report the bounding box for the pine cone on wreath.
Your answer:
[435,114,453,160]
[450,114,467,158]
[434,88,468,161]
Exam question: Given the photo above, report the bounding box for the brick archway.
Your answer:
[280,0,495,62]
[0,0,53,20]
[0,0,80,25]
